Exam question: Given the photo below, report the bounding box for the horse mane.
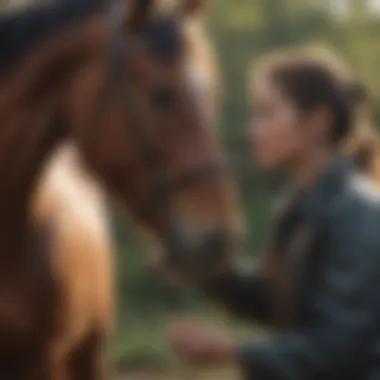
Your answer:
[0,0,105,71]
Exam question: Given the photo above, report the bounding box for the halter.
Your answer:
[84,0,225,269]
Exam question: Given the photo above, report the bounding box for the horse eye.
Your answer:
[152,88,176,110]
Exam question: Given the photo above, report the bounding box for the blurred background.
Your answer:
[111,0,380,377]
[109,1,380,377]
[5,0,380,378]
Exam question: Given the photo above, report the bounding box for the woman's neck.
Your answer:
[291,149,332,189]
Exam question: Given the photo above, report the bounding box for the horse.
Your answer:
[0,0,241,378]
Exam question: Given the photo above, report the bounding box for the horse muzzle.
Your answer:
[163,219,235,280]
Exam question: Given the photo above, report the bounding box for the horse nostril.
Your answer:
[180,227,231,278]
[164,222,232,278]
[196,227,230,267]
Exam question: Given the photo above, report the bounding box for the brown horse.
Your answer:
[0,0,241,379]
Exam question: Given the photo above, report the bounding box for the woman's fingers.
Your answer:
[167,318,236,366]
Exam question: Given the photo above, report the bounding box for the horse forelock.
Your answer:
[139,0,219,96]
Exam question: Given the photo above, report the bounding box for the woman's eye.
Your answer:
[152,88,176,110]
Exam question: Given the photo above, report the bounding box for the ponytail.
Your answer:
[342,78,380,183]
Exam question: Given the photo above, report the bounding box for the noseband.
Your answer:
[86,0,225,227]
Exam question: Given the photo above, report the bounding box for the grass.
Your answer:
[112,314,176,371]
[114,368,242,380]
[115,369,242,380]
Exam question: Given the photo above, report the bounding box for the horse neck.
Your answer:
[0,14,108,247]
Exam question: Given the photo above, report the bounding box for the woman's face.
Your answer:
[249,77,308,171]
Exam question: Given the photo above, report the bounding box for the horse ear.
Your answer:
[126,0,154,33]
[181,0,210,17]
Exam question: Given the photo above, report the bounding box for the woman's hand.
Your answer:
[167,318,237,367]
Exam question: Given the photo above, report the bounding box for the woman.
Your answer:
[150,47,380,380]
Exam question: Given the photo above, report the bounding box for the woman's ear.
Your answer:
[126,0,155,33]
[306,106,332,144]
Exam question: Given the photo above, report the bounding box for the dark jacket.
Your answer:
[204,156,380,380]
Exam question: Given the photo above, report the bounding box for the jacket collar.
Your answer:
[296,154,353,219]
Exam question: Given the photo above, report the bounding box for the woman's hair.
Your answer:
[250,46,380,181]
[251,46,375,148]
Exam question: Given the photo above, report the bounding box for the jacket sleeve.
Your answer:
[201,190,293,323]
[202,267,273,323]
[236,200,380,380]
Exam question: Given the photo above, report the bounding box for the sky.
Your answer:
[328,0,380,17]
[372,0,380,11]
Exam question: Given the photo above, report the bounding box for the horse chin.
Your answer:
[135,223,234,283]
[162,253,231,284]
